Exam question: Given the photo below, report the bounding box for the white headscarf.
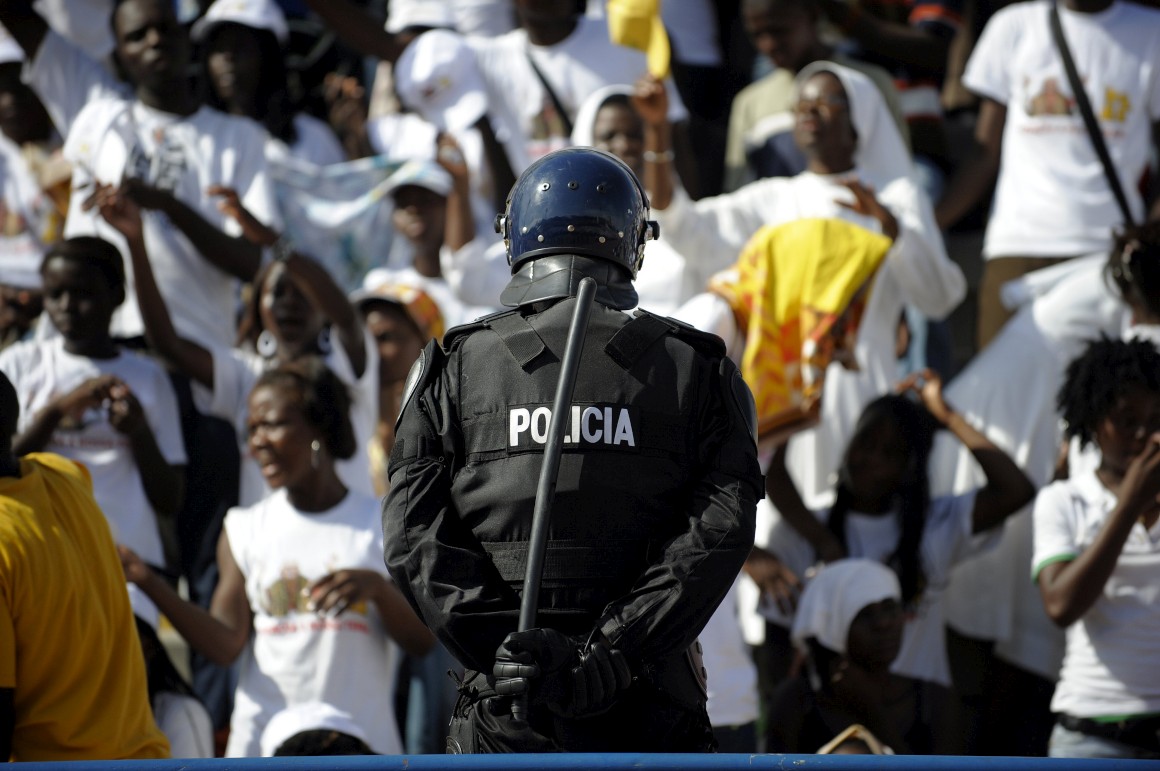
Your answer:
[796,62,914,191]
[791,558,901,655]
[570,84,636,148]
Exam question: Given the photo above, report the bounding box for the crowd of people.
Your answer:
[1,0,1159,761]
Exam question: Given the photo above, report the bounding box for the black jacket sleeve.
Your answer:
[594,354,761,666]
[382,344,521,673]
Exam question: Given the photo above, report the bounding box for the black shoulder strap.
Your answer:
[1049,0,1136,228]
[489,312,548,369]
[525,47,575,137]
[605,312,674,369]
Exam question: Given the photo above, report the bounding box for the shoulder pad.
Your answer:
[632,308,727,358]
[396,338,445,430]
[442,308,519,350]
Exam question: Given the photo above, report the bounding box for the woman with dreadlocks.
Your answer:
[763,368,1034,751]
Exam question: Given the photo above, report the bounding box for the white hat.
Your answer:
[0,23,23,65]
[192,0,289,45]
[385,0,456,34]
[259,702,370,756]
[395,29,487,134]
[790,559,901,656]
[384,159,453,199]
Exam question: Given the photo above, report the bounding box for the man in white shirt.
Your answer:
[935,0,1160,349]
[0,0,277,351]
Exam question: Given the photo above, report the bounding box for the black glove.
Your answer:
[492,628,632,718]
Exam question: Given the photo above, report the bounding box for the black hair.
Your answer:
[1107,221,1160,321]
[235,261,326,353]
[41,237,127,304]
[133,615,201,705]
[272,730,376,756]
[1058,335,1160,449]
[827,395,938,609]
[0,370,18,446]
[253,360,356,460]
[358,298,425,342]
[200,23,299,146]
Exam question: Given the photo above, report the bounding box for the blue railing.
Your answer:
[16,755,1148,771]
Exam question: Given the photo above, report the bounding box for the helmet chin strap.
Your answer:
[499,254,639,310]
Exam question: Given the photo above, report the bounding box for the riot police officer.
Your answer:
[382,147,761,753]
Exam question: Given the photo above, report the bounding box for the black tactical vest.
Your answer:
[441,298,725,635]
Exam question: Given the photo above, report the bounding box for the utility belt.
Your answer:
[1057,713,1160,753]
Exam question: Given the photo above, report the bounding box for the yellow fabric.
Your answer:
[0,453,169,761]
[606,0,670,79]
[709,218,891,440]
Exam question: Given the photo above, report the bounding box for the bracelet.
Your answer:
[271,235,294,263]
[643,149,675,163]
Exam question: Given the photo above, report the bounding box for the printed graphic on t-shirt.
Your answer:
[260,562,369,620]
[125,128,189,192]
[527,96,571,161]
[1023,75,1133,125]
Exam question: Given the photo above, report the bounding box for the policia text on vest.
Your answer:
[509,403,636,448]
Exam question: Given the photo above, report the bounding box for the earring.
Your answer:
[257,329,278,358]
[310,439,321,469]
[316,326,332,355]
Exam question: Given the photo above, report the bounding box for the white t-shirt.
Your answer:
[702,578,759,729]
[265,114,347,169]
[222,488,402,757]
[762,492,984,687]
[26,31,279,349]
[153,691,214,759]
[469,16,688,162]
[202,335,379,507]
[963,0,1160,259]
[1032,471,1160,718]
[0,337,186,623]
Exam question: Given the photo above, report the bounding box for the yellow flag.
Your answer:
[606,0,670,80]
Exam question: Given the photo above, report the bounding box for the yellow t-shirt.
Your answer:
[0,453,170,760]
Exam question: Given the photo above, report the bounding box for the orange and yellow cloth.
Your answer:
[709,217,892,441]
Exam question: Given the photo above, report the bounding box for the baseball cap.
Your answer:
[350,280,445,342]
[260,702,370,756]
[192,0,289,45]
[606,0,671,79]
[385,0,456,34]
[395,29,488,134]
[384,159,454,199]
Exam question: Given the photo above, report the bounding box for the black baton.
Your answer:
[512,276,598,723]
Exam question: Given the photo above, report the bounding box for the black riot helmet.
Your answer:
[495,148,658,278]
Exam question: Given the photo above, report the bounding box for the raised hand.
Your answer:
[631,74,669,129]
[1116,433,1160,525]
[436,132,469,183]
[208,185,280,247]
[82,183,144,243]
[837,180,899,241]
[897,368,953,425]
